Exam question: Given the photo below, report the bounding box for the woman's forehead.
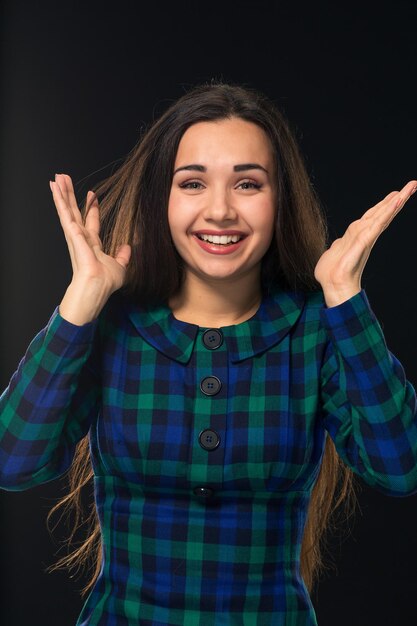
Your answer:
[174,118,274,168]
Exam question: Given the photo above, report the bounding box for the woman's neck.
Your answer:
[168,271,263,328]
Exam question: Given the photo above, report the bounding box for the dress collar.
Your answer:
[122,289,306,364]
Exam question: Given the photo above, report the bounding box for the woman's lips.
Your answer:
[193,234,247,255]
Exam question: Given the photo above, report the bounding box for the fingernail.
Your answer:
[412,185,417,194]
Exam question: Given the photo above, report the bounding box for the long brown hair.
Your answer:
[46,80,358,596]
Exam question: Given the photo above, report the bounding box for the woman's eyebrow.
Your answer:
[173,163,269,175]
[173,164,206,175]
[234,163,269,173]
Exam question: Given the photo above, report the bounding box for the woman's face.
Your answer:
[168,117,277,286]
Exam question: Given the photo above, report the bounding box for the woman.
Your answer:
[1,81,416,625]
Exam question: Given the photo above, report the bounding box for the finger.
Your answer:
[82,206,103,255]
[52,174,78,226]
[55,174,83,227]
[50,180,88,258]
[394,179,417,211]
[361,191,399,221]
[50,179,82,257]
[115,244,131,269]
[375,181,417,231]
[54,173,71,206]
[363,180,417,220]
[50,180,77,227]
[356,186,415,241]
[57,174,84,226]
[62,174,84,226]
[84,193,101,235]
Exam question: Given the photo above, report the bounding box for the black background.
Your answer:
[1,1,416,624]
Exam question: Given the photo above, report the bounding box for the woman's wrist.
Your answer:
[321,284,362,308]
[59,279,111,326]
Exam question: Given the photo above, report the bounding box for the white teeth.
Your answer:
[198,234,241,244]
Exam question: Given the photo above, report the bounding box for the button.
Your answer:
[199,428,220,451]
[200,376,222,396]
[202,329,223,350]
[193,486,214,498]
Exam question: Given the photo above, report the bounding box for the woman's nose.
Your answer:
[202,188,237,222]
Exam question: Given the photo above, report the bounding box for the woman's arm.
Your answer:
[0,173,132,490]
[314,181,417,493]
[0,308,100,490]
[319,290,417,496]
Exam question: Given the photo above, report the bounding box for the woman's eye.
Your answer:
[238,181,261,190]
[179,181,204,190]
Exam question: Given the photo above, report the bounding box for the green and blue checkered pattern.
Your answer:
[1,288,416,625]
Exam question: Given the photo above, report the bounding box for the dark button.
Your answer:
[193,486,214,498]
[200,376,222,396]
[199,428,220,451]
[202,328,223,350]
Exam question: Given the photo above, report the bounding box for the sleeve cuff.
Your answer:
[45,306,99,345]
[318,289,387,354]
[319,289,376,330]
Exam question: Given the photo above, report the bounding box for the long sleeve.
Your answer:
[319,290,417,496]
[0,306,101,491]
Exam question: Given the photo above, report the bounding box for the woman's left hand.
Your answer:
[314,180,417,307]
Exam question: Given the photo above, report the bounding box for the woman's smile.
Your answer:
[192,229,248,254]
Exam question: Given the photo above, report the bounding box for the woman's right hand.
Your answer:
[50,173,131,325]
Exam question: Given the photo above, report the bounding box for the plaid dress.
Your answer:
[1,288,416,625]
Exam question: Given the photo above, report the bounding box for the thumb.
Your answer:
[115,244,131,269]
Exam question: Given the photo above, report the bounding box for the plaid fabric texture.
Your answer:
[1,288,416,625]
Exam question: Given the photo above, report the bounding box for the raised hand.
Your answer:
[50,173,131,325]
[314,180,417,307]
